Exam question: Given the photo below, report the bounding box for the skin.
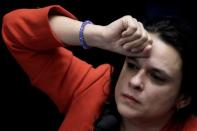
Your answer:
[49,15,152,57]
[49,14,189,130]
[115,33,184,131]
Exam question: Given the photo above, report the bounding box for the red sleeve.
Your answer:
[2,5,111,115]
[182,115,197,131]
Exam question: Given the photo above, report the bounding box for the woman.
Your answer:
[2,5,197,131]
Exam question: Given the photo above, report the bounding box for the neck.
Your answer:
[120,115,173,131]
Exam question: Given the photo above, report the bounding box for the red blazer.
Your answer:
[2,5,197,131]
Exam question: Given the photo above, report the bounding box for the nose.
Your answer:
[129,70,145,91]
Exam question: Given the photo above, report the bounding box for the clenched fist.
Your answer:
[86,15,153,57]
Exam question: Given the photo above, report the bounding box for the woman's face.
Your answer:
[115,34,183,123]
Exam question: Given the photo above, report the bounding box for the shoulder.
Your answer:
[88,64,113,91]
[182,115,197,131]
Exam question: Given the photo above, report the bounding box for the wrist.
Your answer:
[83,24,105,48]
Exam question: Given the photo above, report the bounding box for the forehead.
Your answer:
[137,34,182,76]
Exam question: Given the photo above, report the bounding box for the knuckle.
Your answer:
[132,18,137,22]
[125,15,132,18]
[135,32,141,38]
[146,34,152,43]
[137,22,142,27]
[150,38,153,43]
[148,38,153,44]
[137,46,146,52]
[142,36,148,42]
[132,26,138,32]
[123,15,132,20]
[142,33,148,41]
[138,21,142,25]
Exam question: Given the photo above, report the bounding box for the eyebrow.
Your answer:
[127,57,138,63]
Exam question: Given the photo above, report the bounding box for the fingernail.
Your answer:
[131,48,138,52]
[122,31,127,37]
[123,45,127,49]
[146,44,152,50]
[122,32,125,36]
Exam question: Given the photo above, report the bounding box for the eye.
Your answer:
[127,62,139,70]
[149,71,166,83]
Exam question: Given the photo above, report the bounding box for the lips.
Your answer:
[122,94,141,104]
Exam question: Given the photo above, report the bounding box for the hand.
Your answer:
[96,15,152,57]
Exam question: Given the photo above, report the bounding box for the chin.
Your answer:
[116,103,142,120]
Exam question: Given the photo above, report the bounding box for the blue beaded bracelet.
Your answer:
[79,20,93,49]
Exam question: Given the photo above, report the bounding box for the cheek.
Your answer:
[115,69,128,92]
[115,78,123,102]
[115,70,128,102]
[144,85,179,111]
[115,65,133,88]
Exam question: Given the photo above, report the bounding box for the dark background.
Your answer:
[0,0,196,130]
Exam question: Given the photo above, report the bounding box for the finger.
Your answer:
[119,31,153,57]
[147,33,153,45]
[121,16,138,37]
[122,37,147,51]
[126,44,152,58]
[130,32,151,53]
[118,32,142,47]
[116,42,151,58]
[122,24,148,50]
[121,29,141,48]
[117,27,141,46]
[140,44,152,57]
[130,40,148,53]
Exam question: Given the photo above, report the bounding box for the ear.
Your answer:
[176,95,191,109]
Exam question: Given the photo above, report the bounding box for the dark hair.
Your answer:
[144,16,196,130]
[94,57,123,131]
[95,16,196,131]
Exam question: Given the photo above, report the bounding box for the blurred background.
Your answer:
[0,0,196,130]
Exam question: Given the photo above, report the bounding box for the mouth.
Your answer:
[122,94,141,104]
